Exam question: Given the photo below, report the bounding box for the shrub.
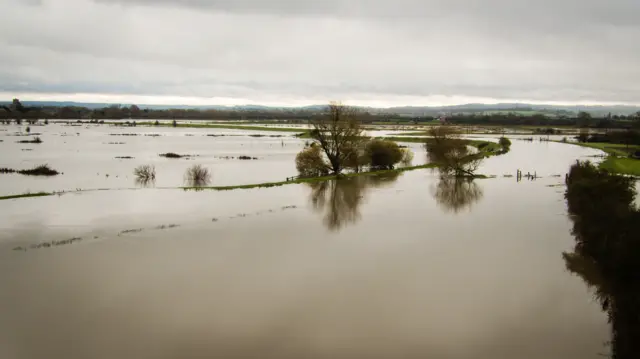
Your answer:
[44,119,49,125]
[364,139,403,169]
[18,164,59,176]
[296,144,329,177]
[17,136,42,144]
[154,120,160,126]
[25,126,31,133]
[401,148,414,166]
[499,137,511,148]
[172,119,177,127]
[133,165,156,180]
[159,152,184,158]
[184,164,212,187]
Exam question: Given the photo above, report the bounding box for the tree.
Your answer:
[310,103,365,175]
[295,144,329,178]
[130,105,141,118]
[364,139,403,169]
[426,126,482,177]
[499,137,511,150]
[577,111,593,127]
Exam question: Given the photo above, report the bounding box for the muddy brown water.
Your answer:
[0,123,612,359]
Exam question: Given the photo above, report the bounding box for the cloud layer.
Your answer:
[1,0,639,105]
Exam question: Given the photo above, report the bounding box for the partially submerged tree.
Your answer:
[309,103,365,175]
[499,136,511,149]
[426,126,482,177]
[133,165,156,187]
[184,164,212,187]
[364,139,404,169]
[295,144,329,178]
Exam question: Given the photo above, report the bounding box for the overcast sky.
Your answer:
[1,0,639,107]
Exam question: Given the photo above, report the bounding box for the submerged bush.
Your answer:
[296,144,329,178]
[401,148,415,166]
[133,165,156,181]
[499,137,512,148]
[364,139,403,169]
[160,152,185,158]
[184,164,212,187]
[18,164,59,176]
[17,136,42,144]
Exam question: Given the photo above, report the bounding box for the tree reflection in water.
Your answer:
[134,177,155,188]
[307,172,400,231]
[563,161,640,359]
[431,176,484,214]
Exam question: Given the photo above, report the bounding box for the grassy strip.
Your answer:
[600,157,640,177]
[182,164,440,191]
[0,192,53,201]
[567,142,640,157]
[552,141,640,176]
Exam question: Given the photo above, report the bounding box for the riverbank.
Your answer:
[554,141,640,176]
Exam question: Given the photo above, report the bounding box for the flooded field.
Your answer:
[0,123,614,358]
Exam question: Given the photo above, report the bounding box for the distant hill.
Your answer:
[2,101,639,116]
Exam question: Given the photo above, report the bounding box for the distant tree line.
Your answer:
[440,111,640,128]
[2,98,640,128]
[0,99,401,123]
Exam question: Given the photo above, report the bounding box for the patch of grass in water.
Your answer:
[160,152,192,158]
[0,192,53,201]
[155,224,180,230]
[118,228,144,236]
[18,164,60,176]
[600,157,640,177]
[13,237,83,251]
[17,136,42,144]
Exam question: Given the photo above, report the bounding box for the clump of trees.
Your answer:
[563,160,640,359]
[426,126,482,177]
[295,103,412,178]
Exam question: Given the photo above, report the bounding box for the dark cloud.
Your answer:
[0,0,639,104]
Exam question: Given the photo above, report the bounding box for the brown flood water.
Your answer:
[0,125,611,359]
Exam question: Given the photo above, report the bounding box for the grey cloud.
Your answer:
[1,0,639,104]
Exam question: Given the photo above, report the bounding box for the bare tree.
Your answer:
[426,126,482,177]
[310,103,365,175]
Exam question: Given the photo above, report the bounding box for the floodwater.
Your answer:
[0,123,614,359]
[0,123,306,195]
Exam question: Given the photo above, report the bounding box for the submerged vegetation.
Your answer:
[1,164,60,176]
[159,152,191,158]
[184,164,212,187]
[17,136,42,144]
[133,165,156,182]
